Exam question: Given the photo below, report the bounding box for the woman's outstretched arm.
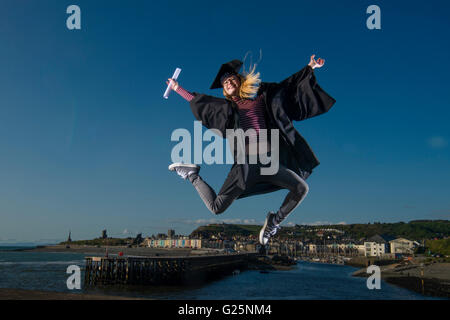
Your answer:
[259,54,335,122]
[166,78,194,102]
[165,78,233,135]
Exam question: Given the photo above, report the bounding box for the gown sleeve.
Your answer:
[260,65,336,121]
[189,93,234,137]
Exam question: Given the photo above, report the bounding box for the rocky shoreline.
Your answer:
[352,261,450,298]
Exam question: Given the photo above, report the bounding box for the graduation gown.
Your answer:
[189,65,336,199]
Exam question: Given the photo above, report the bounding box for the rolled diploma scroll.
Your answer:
[163,68,182,99]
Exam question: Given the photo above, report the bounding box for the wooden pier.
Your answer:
[84,253,258,286]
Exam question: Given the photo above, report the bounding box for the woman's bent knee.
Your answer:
[210,206,226,215]
[295,180,309,197]
[210,200,228,215]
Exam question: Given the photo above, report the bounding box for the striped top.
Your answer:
[175,85,270,155]
[231,95,266,142]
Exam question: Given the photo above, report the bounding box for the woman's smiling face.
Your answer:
[222,75,241,97]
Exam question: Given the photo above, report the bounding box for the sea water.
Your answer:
[0,246,440,300]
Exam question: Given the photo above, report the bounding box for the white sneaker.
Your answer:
[168,163,200,180]
[259,211,281,245]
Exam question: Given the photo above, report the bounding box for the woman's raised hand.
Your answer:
[308,54,325,69]
[166,78,179,91]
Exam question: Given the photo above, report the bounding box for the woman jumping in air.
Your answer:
[167,55,336,245]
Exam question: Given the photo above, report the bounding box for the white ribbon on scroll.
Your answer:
[163,68,182,99]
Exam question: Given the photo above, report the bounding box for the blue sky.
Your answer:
[0,0,449,244]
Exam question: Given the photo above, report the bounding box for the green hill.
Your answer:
[189,220,450,241]
[425,238,450,255]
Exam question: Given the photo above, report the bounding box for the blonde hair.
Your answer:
[223,64,261,100]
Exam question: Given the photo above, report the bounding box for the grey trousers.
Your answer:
[188,163,309,224]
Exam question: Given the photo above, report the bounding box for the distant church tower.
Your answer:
[67,231,72,243]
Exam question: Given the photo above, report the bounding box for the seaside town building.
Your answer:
[363,234,394,257]
[144,238,204,249]
[364,241,387,257]
[141,229,204,249]
[389,238,420,255]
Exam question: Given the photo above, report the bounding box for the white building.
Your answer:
[389,238,419,255]
[364,241,388,257]
[362,234,395,257]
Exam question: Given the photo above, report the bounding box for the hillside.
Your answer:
[189,220,450,241]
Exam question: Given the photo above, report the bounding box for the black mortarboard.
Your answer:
[210,59,243,89]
